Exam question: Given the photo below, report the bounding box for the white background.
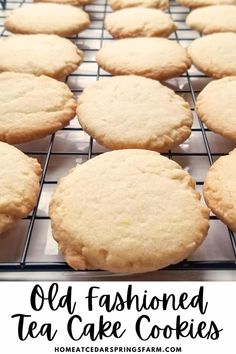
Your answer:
[0,282,234,353]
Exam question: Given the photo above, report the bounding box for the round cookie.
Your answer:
[0,34,83,80]
[49,149,209,274]
[188,33,236,78]
[35,0,94,4]
[5,3,90,37]
[186,5,236,34]
[96,38,191,81]
[176,0,236,8]
[105,8,177,38]
[0,142,41,233]
[196,77,236,142]
[204,149,236,232]
[0,72,76,144]
[108,0,169,10]
[77,76,192,152]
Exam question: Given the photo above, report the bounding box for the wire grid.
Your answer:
[0,0,6,10]
[0,0,236,274]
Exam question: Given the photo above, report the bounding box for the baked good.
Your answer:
[0,34,83,80]
[0,142,41,234]
[0,142,41,217]
[49,149,209,273]
[96,37,191,80]
[34,0,94,5]
[188,33,236,78]
[108,0,169,10]
[0,72,76,144]
[196,77,236,142]
[186,5,236,34]
[204,149,236,232]
[5,3,90,36]
[77,76,192,151]
[176,0,236,8]
[105,8,177,38]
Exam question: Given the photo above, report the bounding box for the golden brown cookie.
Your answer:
[105,8,177,38]
[204,149,236,232]
[0,34,83,80]
[108,0,169,10]
[186,5,236,34]
[196,77,236,142]
[0,72,76,144]
[77,76,192,151]
[188,33,236,78]
[49,149,209,274]
[5,3,90,36]
[0,142,41,234]
[97,37,191,80]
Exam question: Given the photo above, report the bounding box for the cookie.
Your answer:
[34,0,94,4]
[108,0,169,10]
[186,5,236,34]
[188,33,236,78]
[105,8,177,38]
[5,3,90,36]
[96,38,191,81]
[0,34,83,80]
[0,142,41,234]
[176,0,236,8]
[77,76,192,152]
[0,72,76,144]
[49,149,209,273]
[204,149,236,232]
[196,77,236,142]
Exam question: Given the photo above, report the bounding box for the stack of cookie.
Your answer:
[0,1,93,233]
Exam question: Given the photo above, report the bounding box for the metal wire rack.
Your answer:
[0,0,6,10]
[0,0,236,279]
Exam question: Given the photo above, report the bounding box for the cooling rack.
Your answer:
[0,0,6,10]
[0,0,236,280]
